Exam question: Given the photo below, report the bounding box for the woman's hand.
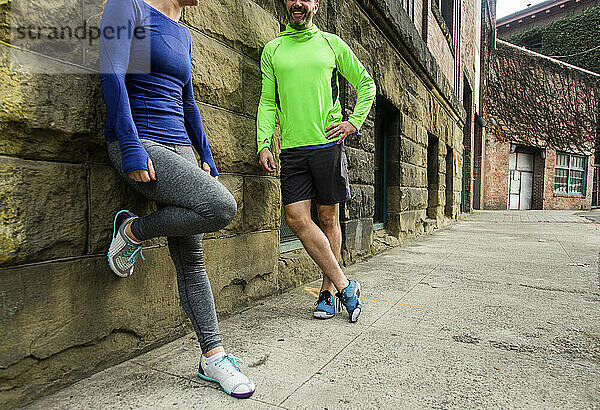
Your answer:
[128,158,157,182]
[201,162,218,179]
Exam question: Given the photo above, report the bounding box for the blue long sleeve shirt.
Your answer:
[99,0,218,176]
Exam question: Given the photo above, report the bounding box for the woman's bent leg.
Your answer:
[107,140,236,240]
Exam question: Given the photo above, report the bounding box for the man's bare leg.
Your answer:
[285,200,349,292]
[317,203,341,294]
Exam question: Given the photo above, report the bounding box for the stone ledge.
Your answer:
[278,248,321,291]
[342,217,374,255]
[197,103,262,175]
[189,31,244,114]
[346,146,375,185]
[343,184,375,220]
[243,176,281,232]
[0,45,105,163]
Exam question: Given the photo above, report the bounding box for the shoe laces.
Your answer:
[315,291,333,307]
[215,354,244,376]
[335,292,342,311]
[123,243,145,263]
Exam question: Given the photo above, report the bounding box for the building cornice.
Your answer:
[497,0,584,29]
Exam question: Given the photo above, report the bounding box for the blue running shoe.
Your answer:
[313,290,335,319]
[336,280,362,322]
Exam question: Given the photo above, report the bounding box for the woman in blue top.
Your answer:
[100,0,255,398]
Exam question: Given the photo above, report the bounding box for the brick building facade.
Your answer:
[0,0,480,406]
[480,41,598,210]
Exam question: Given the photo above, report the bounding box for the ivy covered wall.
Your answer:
[504,6,600,74]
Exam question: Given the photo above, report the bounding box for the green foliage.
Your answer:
[506,6,600,74]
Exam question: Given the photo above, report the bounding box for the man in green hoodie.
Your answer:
[257,0,376,322]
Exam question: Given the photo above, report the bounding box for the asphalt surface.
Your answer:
[26,210,600,409]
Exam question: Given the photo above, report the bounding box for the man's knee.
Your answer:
[318,206,339,230]
[318,214,339,230]
[285,211,311,232]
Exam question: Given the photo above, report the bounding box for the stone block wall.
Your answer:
[460,0,479,86]
[459,0,480,213]
[0,1,283,406]
[475,0,496,210]
[1,0,467,406]
[336,0,465,259]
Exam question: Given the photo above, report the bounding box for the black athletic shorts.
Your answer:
[280,143,350,206]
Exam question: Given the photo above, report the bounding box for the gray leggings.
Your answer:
[107,139,237,354]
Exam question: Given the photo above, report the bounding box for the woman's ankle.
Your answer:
[203,346,225,358]
[124,220,141,243]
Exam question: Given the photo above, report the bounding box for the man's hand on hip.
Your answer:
[325,121,357,144]
[259,148,277,173]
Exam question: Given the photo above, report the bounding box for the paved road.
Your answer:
[27,211,600,409]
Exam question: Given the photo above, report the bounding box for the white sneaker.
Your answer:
[198,354,256,399]
[107,210,144,277]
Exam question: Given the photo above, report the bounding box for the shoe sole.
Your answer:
[350,306,361,322]
[313,311,335,319]
[107,236,131,278]
[349,283,361,323]
[197,372,255,399]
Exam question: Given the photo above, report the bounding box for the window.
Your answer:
[436,0,454,32]
[554,152,587,195]
[431,0,455,47]
[401,0,415,22]
[427,135,440,219]
[445,146,454,217]
[373,123,388,226]
[374,98,390,227]
[280,209,296,243]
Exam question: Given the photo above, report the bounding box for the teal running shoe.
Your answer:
[198,354,255,399]
[313,290,335,319]
[336,280,362,322]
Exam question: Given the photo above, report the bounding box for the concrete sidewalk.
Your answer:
[26,211,600,409]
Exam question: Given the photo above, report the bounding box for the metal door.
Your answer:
[508,152,534,210]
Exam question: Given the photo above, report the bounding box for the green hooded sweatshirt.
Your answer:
[256,25,376,153]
